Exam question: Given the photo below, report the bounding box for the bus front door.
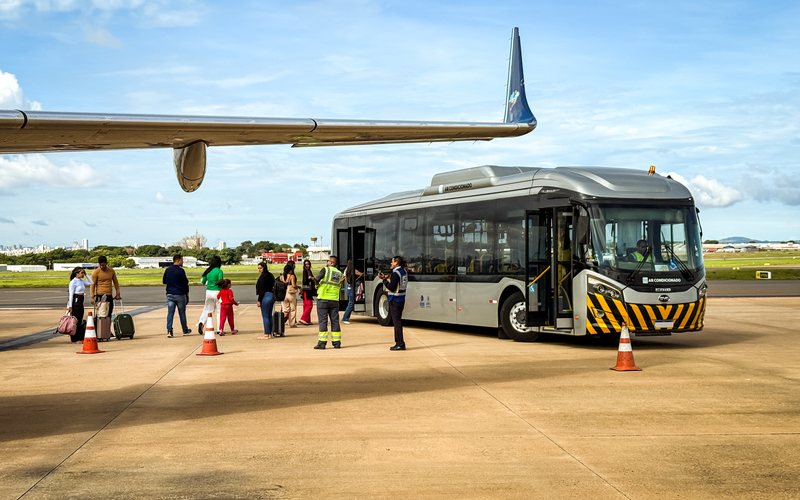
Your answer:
[526,210,554,327]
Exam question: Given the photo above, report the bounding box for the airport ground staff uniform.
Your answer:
[314,258,344,349]
[383,259,409,350]
[632,240,654,263]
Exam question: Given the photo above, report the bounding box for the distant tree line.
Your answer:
[0,240,308,269]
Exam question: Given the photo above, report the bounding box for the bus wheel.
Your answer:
[500,292,541,342]
[375,292,393,327]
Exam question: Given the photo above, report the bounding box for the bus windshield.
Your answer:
[587,204,703,276]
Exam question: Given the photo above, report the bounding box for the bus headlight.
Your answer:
[698,283,708,297]
[589,277,622,301]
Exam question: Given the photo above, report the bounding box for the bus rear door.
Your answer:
[336,225,373,314]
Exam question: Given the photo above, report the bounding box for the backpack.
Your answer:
[274,277,288,301]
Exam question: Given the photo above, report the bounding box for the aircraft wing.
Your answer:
[0,111,533,152]
[0,27,535,192]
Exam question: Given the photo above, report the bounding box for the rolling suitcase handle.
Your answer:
[114,298,126,314]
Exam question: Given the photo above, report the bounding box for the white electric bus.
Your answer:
[332,165,706,341]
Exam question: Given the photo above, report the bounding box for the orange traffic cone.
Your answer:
[77,312,104,355]
[610,324,640,371]
[197,313,223,356]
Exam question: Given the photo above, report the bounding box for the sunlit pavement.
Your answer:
[1,298,799,498]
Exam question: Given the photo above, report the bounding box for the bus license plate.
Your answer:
[655,320,674,329]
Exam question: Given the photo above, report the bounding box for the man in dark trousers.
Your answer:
[381,255,409,351]
[163,254,192,338]
[314,255,344,349]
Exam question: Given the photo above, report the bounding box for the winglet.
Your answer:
[504,27,536,125]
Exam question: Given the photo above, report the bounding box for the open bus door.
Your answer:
[525,210,553,326]
[336,225,373,313]
[525,208,575,329]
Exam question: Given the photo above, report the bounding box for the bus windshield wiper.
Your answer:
[625,249,650,285]
[661,239,694,281]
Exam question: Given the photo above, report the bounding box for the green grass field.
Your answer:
[2,253,799,287]
[703,250,800,280]
[0,264,292,288]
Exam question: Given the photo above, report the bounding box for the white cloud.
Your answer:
[0,154,102,190]
[666,172,744,208]
[0,0,23,18]
[0,70,42,110]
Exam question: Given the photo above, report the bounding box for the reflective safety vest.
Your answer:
[316,265,343,301]
[387,267,408,301]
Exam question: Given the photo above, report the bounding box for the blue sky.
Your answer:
[1,0,799,248]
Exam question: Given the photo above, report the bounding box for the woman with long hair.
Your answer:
[282,263,299,328]
[67,266,92,343]
[197,255,224,334]
[298,259,316,325]
[256,261,276,339]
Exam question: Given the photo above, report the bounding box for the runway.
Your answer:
[0,280,797,308]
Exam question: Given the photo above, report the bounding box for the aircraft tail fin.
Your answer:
[504,27,536,125]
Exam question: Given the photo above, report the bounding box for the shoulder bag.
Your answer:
[57,313,77,335]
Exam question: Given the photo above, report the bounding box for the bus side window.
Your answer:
[460,213,494,275]
[495,202,525,275]
[427,208,456,275]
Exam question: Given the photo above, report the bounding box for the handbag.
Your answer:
[96,298,110,318]
[57,314,78,335]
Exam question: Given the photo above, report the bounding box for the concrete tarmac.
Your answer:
[1,298,799,499]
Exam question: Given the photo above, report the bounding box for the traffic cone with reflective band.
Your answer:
[77,311,104,355]
[196,313,222,356]
[611,324,640,371]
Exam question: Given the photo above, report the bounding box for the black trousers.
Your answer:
[389,299,405,346]
[70,294,85,343]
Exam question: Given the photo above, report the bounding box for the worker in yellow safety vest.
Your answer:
[631,239,654,263]
[314,255,345,349]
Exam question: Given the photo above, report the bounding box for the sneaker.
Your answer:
[197,323,204,335]
[231,329,238,335]
[342,321,350,325]
[183,329,192,336]
[332,341,341,349]
[218,331,226,336]
[167,331,174,338]
[298,320,309,326]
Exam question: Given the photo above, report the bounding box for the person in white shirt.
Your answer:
[67,266,93,343]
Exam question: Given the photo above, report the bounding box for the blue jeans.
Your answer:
[166,294,189,333]
[260,292,275,334]
[342,283,355,321]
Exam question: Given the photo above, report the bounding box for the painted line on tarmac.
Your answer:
[0,306,163,351]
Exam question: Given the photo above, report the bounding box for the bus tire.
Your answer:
[375,290,393,327]
[500,292,541,342]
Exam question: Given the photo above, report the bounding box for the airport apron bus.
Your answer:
[332,165,706,341]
